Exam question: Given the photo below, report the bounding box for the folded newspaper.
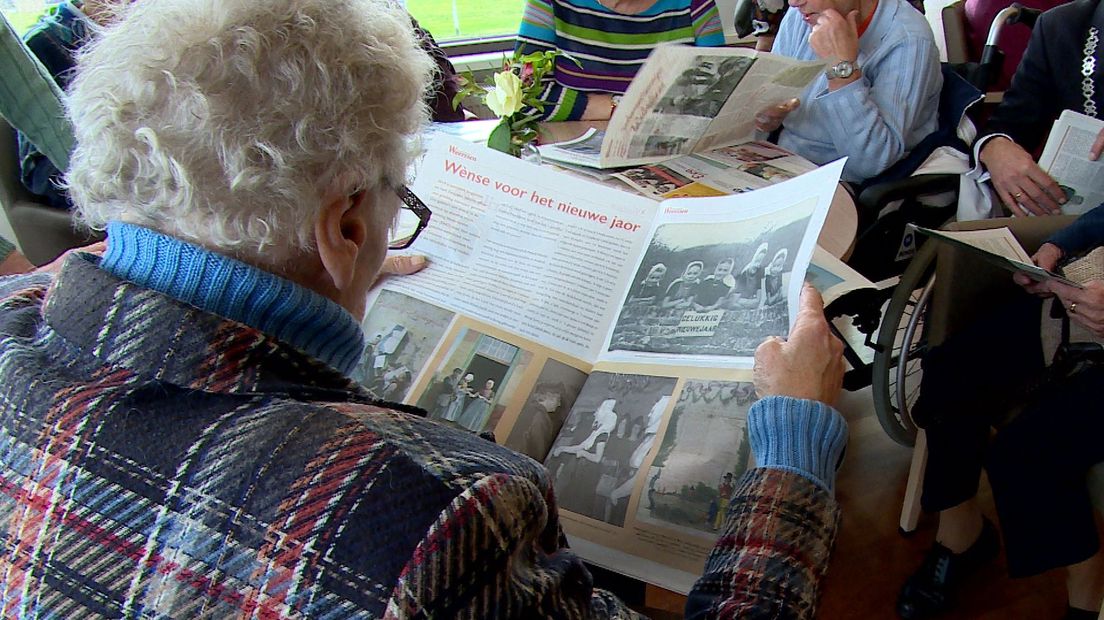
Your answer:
[1038,109,1104,216]
[357,135,843,593]
[537,45,825,169]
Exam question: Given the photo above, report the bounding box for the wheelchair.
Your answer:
[822,3,1044,447]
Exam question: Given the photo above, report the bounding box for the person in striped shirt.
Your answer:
[516,0,725,121]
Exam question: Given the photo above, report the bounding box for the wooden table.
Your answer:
[538,121,858,260]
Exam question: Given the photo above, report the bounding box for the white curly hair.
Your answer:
[66,0,434,265]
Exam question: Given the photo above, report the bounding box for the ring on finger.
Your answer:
[1013,191,1024,199]
[1070,302,1078,314]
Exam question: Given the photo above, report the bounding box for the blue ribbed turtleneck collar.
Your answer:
[98,222,365,376]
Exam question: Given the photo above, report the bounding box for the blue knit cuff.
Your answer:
[748,396,849,493]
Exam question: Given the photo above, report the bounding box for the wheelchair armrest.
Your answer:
[857,173,961,214]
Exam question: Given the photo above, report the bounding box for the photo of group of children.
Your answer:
[636,379,756,536]
[544,372,678,527]
[608,207,812,357]
[416,327,535,433]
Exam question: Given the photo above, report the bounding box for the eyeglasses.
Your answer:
[389,185,432,250]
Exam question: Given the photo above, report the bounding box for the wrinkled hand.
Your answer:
[809,9,860,64]
[373,254,428,287]
[753,284,845,405]
[35,241,108,275]
[1014,242,1063,295]
[755,98,800,133]
[979,137,1065,216]
[1045,280,1104,338]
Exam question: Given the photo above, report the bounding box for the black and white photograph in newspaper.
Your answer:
[503,358,590,461]
[416,327,535,433]
[651,56,754,119]
[544,372,678,527]
[353,290,455,401]
[607,206,811,357]
[638,379,755,535]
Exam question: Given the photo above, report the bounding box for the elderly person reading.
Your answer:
[0,0,850,616]
[754,0,942,183]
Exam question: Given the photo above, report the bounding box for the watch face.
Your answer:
[829,61,855,79]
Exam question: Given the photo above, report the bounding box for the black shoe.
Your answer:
[896,519,1000,619]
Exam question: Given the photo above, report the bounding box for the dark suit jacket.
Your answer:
[984,0,1104,152]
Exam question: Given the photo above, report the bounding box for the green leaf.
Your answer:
[486,121,514,155]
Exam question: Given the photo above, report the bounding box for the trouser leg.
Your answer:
[988,364,1104,577]
[917,296,1046,513]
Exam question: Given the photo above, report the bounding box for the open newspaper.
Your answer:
[914,225,1083,288]
[1038,109,1104,215]
[355,136,842,593]
[607,140,817,199]
[537,44,825,169]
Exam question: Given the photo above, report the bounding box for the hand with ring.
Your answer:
[1041,279,1104,338]
[979,137,1066,216]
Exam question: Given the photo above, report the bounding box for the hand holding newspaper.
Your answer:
[360,135,843,592]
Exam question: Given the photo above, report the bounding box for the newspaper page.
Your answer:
[354,136,846,593]
[547,365,758,593]
[538,45,824,168]
[549,161,844,591]
[610,140,815,199]
[383,135,659,362]
[597,160,844,370]
[1038,109,1104,215]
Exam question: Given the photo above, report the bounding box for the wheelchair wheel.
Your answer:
[871,243,937,447]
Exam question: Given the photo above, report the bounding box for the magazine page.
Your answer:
[597,159,845,369]
[379,135,659,363]
[599,45,824,167]
[1038,109,1104,216]
[349,292,596,459]
[807,245,876,305]
[806,246,882,367]
[542,364,759,593]
[611,140,816,199]
[914,226,1083,287]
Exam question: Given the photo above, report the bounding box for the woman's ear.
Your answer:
[315,191,370,291]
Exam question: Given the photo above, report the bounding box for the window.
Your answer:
[1,0,49,36]
[404,0,523,54]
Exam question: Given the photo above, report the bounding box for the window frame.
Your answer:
[439,34,516,57]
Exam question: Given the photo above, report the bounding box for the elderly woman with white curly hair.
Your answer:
[0,0,855,617]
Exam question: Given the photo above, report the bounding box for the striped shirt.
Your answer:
[517,0,724,120]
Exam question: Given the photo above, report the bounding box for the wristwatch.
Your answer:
[825,60,858,80]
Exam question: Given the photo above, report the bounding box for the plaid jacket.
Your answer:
[0,255,839,618]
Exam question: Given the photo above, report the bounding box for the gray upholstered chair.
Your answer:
[0,116,100,265]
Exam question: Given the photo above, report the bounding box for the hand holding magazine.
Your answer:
[538,45,825,169]
[913,225,1083,288]
[1038,110,1104,215]
[357,135,844,592]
